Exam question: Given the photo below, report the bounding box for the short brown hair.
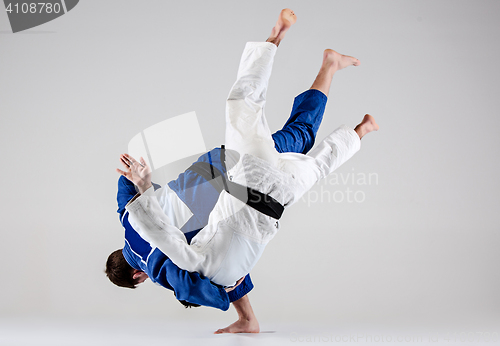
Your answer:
[105,249,140,289]
[179,300,201,308]
[106,249,201,308]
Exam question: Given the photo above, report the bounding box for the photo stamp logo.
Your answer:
[127,111,208,175]
[126,111,249,221]
[3,0,79,33]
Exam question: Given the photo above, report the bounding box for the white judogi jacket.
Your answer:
[126,42,361,286]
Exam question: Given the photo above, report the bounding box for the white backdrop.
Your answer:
[1,0,499,343]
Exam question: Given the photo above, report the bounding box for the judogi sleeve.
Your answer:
[117,176,161,219]
[126,186,205,273]
[117,176,138,218]
[163,261,230,311]
[119,177,232,309]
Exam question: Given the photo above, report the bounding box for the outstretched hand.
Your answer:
[116,154,152,194]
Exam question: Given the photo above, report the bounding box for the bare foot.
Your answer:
[266,8,297,46]
[323,49,360,73]
[214,318,260,334]
[354,114,379,139]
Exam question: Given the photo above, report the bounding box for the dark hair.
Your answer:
[105,249,140,289]
[106,249,201,308]
[178,300,201,309]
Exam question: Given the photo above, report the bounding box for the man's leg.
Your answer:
[271,89,326,154]
[354,114,379,139]
[215,10,296,335]
[309,49,359,97]
[275,50,375,202]
[282,114,378,205]
[214,119,378,336]
[266,8,296,47]
[272,48,360,155]
[225,9,296,167]
[214,295,259,334]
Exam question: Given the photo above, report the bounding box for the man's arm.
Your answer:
[117,175,160,219]
[117,154,204,272]
[126,186,205,273]
[118,176,231,310]
[117,175,138,218]
[163,260,231,311]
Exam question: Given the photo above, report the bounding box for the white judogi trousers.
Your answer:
[126,42,361,286]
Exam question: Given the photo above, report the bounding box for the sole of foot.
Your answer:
[269,8,297,42]
[323,49,360,70]
[361,114,379,133]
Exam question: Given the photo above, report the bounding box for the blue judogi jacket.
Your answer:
[119,149,254,310]
[118,89,326,310]
[118,162,244,311]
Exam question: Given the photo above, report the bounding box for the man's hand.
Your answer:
[116,154,152,194]
[225,277,245,293]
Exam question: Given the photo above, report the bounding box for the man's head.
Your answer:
[105,249,200,309]
[105,249,148,288]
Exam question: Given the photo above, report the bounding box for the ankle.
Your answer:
[266,37,280,47]
[238,315,253,322]
[354,125,365,139]
[320,62,338,77]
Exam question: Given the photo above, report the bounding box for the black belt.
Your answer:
[187,146,284,220]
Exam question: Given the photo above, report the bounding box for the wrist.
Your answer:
[137,181,153,194]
